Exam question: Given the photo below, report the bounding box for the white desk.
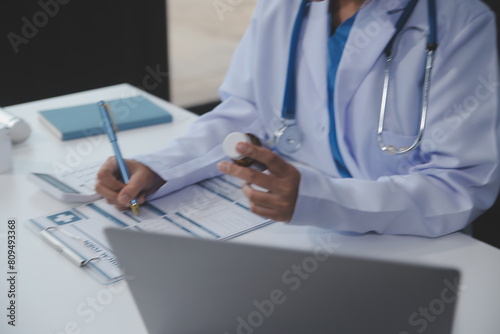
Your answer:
[1,84,499,334]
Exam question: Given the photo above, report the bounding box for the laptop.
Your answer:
[105,228,460,334]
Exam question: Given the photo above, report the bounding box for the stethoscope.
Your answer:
[273,0,438,155]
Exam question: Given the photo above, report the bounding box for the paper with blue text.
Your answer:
[26,175,273,284]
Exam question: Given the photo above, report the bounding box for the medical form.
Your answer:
[26,175,273,284]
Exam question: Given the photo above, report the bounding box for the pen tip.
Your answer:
[131,203,141,216]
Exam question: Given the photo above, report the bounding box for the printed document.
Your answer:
[27,175,272,284]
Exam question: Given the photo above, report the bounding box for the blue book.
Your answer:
[38,96,173,141]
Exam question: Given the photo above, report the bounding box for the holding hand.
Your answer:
[95,157,166,211]
[217,142,300,222]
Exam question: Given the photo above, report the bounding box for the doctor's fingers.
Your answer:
[95,160,126,196]
[218,161,283,192]
[95,178,148,210]
[94,181,127,210]
[235,142,294,178]
[115,166,159,207]
[242,184,296,222]
[94,182,147,211]
[95,169,128,210]
[95,157,154,208]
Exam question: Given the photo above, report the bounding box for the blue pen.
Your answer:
[97,101,140,216]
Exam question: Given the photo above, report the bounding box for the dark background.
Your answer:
[474,197,500,249]
[0,0,169,106]
[466,0,500,249]
[0,0,498,248]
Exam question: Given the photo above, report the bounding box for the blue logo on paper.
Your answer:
[47,211,82,225]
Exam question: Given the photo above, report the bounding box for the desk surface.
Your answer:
[1,84,499,334]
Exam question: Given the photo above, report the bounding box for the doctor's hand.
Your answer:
[95,157,166,211]
[217,142,301,222]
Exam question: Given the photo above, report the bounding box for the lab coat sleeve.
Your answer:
[290,9,500,237]
[133,13,264,199]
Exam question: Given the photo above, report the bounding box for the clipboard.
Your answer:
[26,175,273,284]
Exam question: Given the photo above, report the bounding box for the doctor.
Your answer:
[96,0,499,237]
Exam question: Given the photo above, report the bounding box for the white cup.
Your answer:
[0,124,13,173]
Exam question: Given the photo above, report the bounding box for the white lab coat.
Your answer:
[135,0,500,237]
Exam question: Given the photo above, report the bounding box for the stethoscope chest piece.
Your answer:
[274,122,303,155]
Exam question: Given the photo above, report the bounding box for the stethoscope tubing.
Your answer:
[277,0,438,156]
[377,0,438,154]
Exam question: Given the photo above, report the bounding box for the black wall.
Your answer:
[470,0,500,249]
[0,0,169,107]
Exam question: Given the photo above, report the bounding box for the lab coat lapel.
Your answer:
[297,0,411,176]
[300,1,330,107]
[334,0,406,174]
[299,0,407,116]
[336,0,401,120]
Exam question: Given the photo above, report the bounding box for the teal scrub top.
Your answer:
[327,13,357,178]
